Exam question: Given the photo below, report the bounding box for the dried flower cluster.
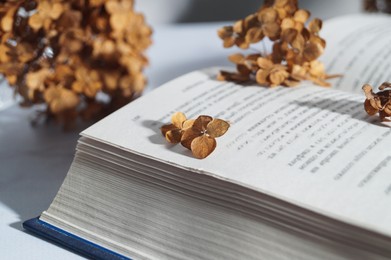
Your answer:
[0,0,152,128]
[363,82,391,121]
[161,112,230,159]
[217,0,336,87]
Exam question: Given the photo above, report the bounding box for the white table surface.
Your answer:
[0,23,232,259]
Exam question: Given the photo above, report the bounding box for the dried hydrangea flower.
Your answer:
[217,0,337,88]
[0,0,152,129]
[161,113,230,159]
[363,83,391,121]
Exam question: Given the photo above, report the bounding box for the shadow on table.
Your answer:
[0,106,91,231]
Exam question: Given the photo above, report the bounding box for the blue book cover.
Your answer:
[23,217,131,260]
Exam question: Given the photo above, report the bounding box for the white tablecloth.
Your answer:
[0,23,231,259]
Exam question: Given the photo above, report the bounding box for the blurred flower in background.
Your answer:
[364,0,391,13]
[0,0,152,129]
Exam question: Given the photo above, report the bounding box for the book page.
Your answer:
[83,67,391,237]
[321,14,391,93]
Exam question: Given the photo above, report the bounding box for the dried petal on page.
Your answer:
[191,135,217,159]
[171,112,187,129]
[181,127,202,150]
[182,119,195,130]
[207,119,230,138]
[193,115,213,132]
[161,124,177,137]
[165,129,183,144]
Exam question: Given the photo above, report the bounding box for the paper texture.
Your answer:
[321,14,391,92]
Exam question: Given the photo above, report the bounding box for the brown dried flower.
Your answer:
[255,57,290,87]
[363,82,391,121]
[217,0,337,88]
[0,0,152,129]
[161,113,230,159]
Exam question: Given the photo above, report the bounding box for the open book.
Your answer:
[24,14,391,259]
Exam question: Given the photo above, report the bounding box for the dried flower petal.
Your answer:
[191,135,217,159]
[217,71,250,82]
[172,112,187,129]
[193,115,213,132]
[161,124,177,137]
[217,26,236,48]
[228,53,245,64]
[364,99,379,116]
[182,119,195,130]
[294,9,310,24]
[165,129,183,144]
[303,42,324,62]
[207,119,230,138]
[181,127,202,150]
[257,57,274,69]
[309,18,322,34]
[245,27,264,44]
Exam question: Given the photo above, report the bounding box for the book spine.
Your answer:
[23,217,130,260]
